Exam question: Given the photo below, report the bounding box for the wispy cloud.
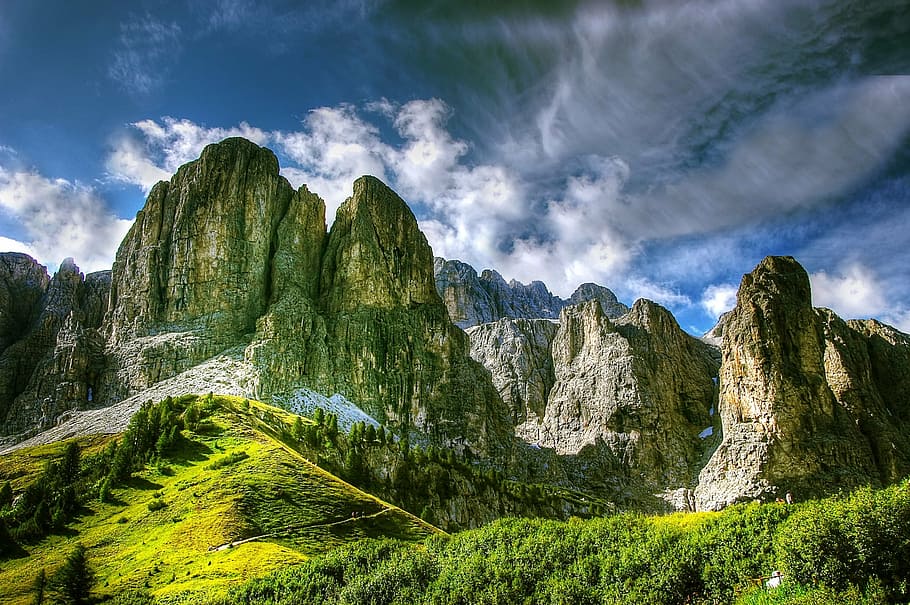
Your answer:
[109,14,182,95]
[0,167,132,273]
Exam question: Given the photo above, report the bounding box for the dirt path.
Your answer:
[209,507,391,551]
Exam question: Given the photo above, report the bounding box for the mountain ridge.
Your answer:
[1,137,909,516]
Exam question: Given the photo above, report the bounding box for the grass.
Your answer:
[0,395,439,605]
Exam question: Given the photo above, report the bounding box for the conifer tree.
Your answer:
[60,442,81,485]
[51,544,93,605]
[0,480,12,510]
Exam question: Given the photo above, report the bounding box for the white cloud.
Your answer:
[109,15,182,95]
[107,118,269,193]
[810,264,888,319]
[274,105,390,217]
[0,168,132,273]
[701,283,739,318]
[0,236,37,257]
[623,277,692,308]
[106,136,170,191]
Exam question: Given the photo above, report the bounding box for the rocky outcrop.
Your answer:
[310,176,512,454]
[103,138,297,398]
[0,256,110,441]
[434,258,628,328]
[695,256,910,510]
[95,140,512,456]
[469,298,719,507]
[567,283,630,318]
[466,319,559,442]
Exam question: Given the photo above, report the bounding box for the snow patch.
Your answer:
[275,387,381,432]
[699,426,714,439]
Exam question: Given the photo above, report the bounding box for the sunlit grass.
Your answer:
[0,395,438,605]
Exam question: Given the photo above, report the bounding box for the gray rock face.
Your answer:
[0,256,110,441]
[434,258,629,328]
[466,318,559,442]
[104,138,297,398]
[695,256,910,510]
[468,299,719,507]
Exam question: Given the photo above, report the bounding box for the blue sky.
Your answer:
[0,0,909,334]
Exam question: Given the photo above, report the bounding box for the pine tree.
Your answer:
[364,424,376,444]
[0,517,18,558]
[0,480,12,510]
[292,417,305,442]
[313,407,325,425]
[51,544,93,605]
[60,442,81,485]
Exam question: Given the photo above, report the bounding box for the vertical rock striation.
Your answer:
[0,256,110,441]
[695,256,910,510]
[469,298,719,507]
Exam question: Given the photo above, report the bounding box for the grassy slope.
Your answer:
[0,396,439,605]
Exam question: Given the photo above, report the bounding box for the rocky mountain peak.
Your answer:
[695,255,910,510]
[738,255,812,315]
[568,283,630,318]
[320,175,439,313]
[434,258,628,328]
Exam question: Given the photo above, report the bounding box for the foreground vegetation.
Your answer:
[2,393,908,604]
[0,395,436,604]
[231,480,910,605]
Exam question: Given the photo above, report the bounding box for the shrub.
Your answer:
[147,498,167,512]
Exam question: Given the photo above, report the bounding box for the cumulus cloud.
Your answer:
[701,284,739,318]
[810,264,889,319]
[275,104,391,216]
[809,263,910,333]
[109,15,182,95]
[0,168,132,273]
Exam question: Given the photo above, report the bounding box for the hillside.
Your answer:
[0,395,438,605]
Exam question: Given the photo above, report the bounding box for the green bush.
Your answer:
[206,451,249,471]
[147,498,167,512]
[227,480,910,605]
[776,484,910,600]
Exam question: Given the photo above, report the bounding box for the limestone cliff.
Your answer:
[695,256,910,510]
[0,256,110,441]
[97,140,511,456]
[103,138,297,398]
[469,299,719,507]
[434,258,628,328]
[466,318,559,443]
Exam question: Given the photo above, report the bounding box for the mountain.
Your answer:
[433,257,629,328]
[468,299,719,509]
[0,255,109,440]
[1,138,909,518]
[2,138,512,460]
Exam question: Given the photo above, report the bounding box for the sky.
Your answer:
[0,0,909,334]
